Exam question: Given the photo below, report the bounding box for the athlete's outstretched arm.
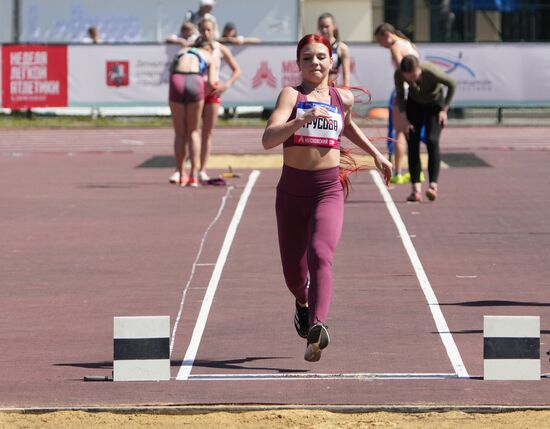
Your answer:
[262,87,330,150]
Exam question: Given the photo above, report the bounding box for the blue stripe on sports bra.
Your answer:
[174,48,208,75]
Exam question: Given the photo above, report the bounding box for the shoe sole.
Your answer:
[304,324,329,362]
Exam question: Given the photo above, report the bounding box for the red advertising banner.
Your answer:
[2,45,68,109]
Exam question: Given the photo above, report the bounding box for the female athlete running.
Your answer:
[262,34,392,362]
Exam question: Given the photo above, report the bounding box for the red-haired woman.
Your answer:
[262,34,392,362]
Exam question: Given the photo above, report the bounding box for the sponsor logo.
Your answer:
[425,51,492,93]
[252,61,277,88]
[425,52,475,77]
[294,135,337,147]
[281,60,301,87]
[106,61,129,86]
[2,45,68,108]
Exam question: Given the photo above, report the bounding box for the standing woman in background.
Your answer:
[197,17,241,183]
[168,38,216,187]
[394,55,456,202]
[317,13,350,87]
[262,34,391,362]
[374,23,420,185]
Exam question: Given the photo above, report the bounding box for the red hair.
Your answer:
[339,148,369,199]
[296,34,332,62]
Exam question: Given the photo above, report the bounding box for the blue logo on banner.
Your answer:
[424,52,476,77]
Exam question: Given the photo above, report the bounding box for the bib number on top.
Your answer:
[293,101,343,148]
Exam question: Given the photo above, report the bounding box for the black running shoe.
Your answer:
[304,322,330,362]
[294,300,309,339]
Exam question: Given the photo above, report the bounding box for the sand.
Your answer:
[2,409,550,428]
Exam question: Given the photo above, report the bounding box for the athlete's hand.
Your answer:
[205,81,216,94]
[211,82,229,96]
[403,119,415,139]
[300,106,330,124]
[375,154,393,187]
[438,110,448,127]
[398,112,414,138]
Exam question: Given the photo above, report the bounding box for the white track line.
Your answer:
[176,170,261,380]
[370,170,469,379]
[187,372,458,381]
[169,186,234,356]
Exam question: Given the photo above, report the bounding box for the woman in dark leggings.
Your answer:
[262,34,392,362]
[394,55,456,202]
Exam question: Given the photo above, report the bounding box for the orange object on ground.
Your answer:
[367,107,389,120]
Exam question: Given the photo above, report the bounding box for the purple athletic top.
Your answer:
[283,86,345,150]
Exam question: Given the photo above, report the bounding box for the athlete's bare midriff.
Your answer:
[283,146,340,171]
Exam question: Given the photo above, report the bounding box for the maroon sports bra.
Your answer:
[283,86,345,150]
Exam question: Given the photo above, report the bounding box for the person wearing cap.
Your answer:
[219,22,261,45]
[166,21,199,47]
[186,0,219,40]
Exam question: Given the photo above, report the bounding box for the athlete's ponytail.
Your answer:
[374,22,412,43]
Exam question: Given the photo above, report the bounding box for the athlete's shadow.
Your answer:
[55,356,308,373]
[55,361,113,369]
[440,300,550,307]
[174,356,308,373]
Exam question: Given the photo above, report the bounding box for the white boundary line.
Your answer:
[169,185,234,356]
[370,170,469,378]
[187,372,458,381]
[176,170,261,380]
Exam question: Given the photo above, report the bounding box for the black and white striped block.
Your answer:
[113,316,170,382]
[483,315,540,381]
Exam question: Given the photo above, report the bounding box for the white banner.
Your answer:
[9,43,547,109]
[223,43,550,107]
[68,44,179,106]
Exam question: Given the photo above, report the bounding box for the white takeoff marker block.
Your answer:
[483,316,540,381]
[113,316,170,382]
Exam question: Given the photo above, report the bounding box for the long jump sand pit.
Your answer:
[2,409,550,428]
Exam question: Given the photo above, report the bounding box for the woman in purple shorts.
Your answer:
[262,34,392,362]
[169,38,216,187]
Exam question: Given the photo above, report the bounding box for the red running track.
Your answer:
[0,126,549,407]
[1,126,550,155]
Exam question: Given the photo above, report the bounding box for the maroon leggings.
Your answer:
[276,164,344,325]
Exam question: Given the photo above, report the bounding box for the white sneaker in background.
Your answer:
[198,171,210,183]
[169,171,180,183]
